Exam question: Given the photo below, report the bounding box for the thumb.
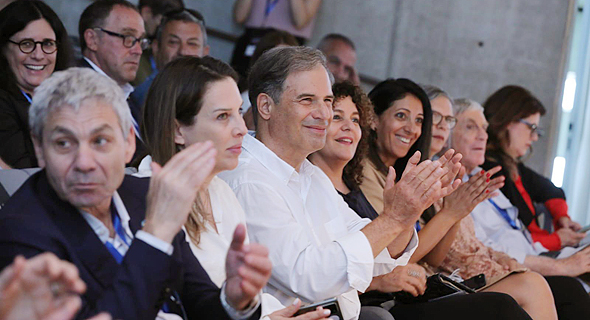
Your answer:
[150,161,163,175]
[273,298,302,317]
[385,166,396,190]
[230,224,247,251]
[402,151,421,177]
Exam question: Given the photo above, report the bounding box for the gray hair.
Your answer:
[452,98,484,117]
[29,68,132,139]
[422,84,453,103]
[248,46,334,128]
[155,9,207,46]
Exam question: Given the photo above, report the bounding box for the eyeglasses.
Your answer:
[94,28,150,50]
[8,39,58,54]
[432,111,457,129]
[518,119,544,138]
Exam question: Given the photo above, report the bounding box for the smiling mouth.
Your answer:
[396,135,411,144]
[25,64,46,71]
[335,138,353,144]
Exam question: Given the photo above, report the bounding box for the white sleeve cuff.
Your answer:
[335,230,375,292]
[220,281,261,319]
[135,230,174,255]
[373,228,419,276]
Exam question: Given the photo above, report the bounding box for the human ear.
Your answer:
[256,93,274,121]
[173,119,186,146]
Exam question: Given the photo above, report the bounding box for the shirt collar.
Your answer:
[80,191,133,244]
[242,134,315,184]
[83,57,134,99]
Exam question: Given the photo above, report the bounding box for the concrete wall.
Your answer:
[44,0,574,175]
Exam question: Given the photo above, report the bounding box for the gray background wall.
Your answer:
[45,0,574,175]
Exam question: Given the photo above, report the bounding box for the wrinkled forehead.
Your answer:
[457,108,487,126]
[43,99,121,137]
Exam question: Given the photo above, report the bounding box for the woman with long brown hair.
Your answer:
[140,56,330,320]
[481,85,583,252]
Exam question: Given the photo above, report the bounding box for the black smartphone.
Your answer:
[294,297,343,319]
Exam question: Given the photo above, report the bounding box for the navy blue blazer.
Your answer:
[0,171,257,319]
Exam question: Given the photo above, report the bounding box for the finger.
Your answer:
[400,280,420,297]
[239,278,262,299]
[271,298,301,317]
[243,248,271,272]
[486,166,503,177]
[295,307,331,320]
[230,224,247,251]
[45,296,82,320]
[238,264,271,290]
[160,141,214,174]
[400,151,421,178]
[385,167,396,190]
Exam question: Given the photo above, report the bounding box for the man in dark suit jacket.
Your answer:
[78,0,150,164]
[0,67,271,319]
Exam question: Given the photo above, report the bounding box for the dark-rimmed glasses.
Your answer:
[519,119,544,138]
[94,28,150,50]
[432,111,457,129]
[8,39,58,54]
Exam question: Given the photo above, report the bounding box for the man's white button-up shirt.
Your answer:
[219,134,418,320]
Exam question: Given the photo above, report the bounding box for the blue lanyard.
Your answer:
[265,0,280,17]
[415,221,421,232]
[104,207,130,264]
[489,199,520,230]
[20,90,32,103]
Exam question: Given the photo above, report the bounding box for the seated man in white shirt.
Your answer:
[219,46,464,320]
[0,68,272,320]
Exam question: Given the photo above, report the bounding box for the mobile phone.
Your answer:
[294,297,343,319]
[579,225,590,233]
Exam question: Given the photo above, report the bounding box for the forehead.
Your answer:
[44,99,121,136]
[458,108,487,125]
[14,19,56,39]
[390,94,423,113]
[104,5,144,33]
[162,20,202,38]
[431,96,453,115]
[282,65,333,97]
[325,40,356,63]
[334,96,358,113]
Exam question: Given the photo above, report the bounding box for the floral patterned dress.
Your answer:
[435,215,514,280]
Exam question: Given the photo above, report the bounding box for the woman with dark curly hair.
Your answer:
[0,0,73,168]
[481,85,583,251]
[309,81,375,219]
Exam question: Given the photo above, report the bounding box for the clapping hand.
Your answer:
[225,224,272,311]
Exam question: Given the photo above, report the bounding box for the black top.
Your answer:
[338,187,379,221]
[0,88,37,168]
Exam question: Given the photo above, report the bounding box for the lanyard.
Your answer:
[20,90,32,103]
[489,199,520,230]
[265,0,280,17]
[104,207,130,264]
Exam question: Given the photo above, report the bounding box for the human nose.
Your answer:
[233,115,248,137]
[477,127,488,140]
[130,40,143,55]
[313,101,332,121]
[178,42,192,57]
[29,43,45,59]
[74,144,97,172]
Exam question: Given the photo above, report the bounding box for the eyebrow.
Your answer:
[90,124,115,135]
[396,107,423,116]
[120,28,145,37]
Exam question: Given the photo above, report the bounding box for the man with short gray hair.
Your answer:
[0,68,271,320]
[220,46,462,320]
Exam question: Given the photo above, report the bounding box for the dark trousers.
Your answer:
[545,275,590,319]
[389,292,532,320]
